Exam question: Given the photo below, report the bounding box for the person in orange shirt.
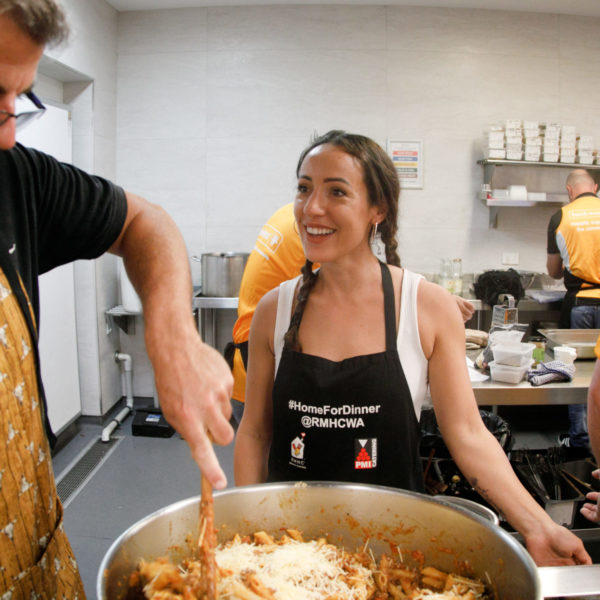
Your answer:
[229,203,312,424]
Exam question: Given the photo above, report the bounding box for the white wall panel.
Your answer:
[41,0,123,416]
[207,5,386,51]
[118,8,208,54]
[115,3,600,392]
[118,52,207,141]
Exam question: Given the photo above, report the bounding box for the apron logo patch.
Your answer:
[354,438,377,469]
[289,432,307,469]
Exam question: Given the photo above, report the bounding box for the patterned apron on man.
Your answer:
[0,266,85,598]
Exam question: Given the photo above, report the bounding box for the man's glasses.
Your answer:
[0,91,46,130]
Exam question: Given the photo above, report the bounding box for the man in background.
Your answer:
[547,168,600,449]
[0,2,232,596]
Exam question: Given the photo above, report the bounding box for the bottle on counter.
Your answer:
[439,258,463,295]
[529,336,546,366]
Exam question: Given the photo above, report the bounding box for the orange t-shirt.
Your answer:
[232,203,306,402]
[548,193,600,300]
[595,335,600,359]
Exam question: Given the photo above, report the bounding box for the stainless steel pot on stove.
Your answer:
[97,482,541,599]
[198,252,249,297]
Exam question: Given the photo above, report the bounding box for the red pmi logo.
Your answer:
[354,438,377,469]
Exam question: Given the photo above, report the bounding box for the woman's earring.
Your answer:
[369,222,379,245]
[293,220,300,235]
[370,221,386,262]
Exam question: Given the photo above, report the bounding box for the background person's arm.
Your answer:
[546,253,564,279]
[109,191,234,489]
[453,295,475,322]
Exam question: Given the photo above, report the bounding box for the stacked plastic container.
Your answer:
[489,342,535,384]
[484,120,597,164]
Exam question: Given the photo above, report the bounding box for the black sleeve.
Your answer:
[547,209,562,254]
[18,144,128,274]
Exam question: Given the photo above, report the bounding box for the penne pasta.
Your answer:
[133,530,491,600]
[253,531,275,545]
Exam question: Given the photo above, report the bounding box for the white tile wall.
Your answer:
[386,8,559,57]
[206,6,386,51]
[112,4,600,398]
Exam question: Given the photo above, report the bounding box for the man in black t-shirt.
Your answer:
[0,2,233,596]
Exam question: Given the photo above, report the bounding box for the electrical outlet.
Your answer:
[501,252,519,265]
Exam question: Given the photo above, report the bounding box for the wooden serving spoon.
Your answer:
[199,472,217,600]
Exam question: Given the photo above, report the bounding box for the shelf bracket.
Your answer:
[483,163,496,185]
[105,306,138,335]
[489,206,499,229]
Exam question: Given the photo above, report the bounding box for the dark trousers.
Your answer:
[567,306,599,448]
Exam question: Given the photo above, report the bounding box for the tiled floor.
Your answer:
[51,402,577,598]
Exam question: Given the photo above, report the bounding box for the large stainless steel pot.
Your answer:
[200,252,249,297]
[97,482,540,599]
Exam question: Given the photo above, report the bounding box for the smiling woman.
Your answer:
[233,129,592,568]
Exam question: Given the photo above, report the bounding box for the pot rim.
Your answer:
[200,251,250,259]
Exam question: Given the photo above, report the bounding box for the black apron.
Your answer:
[267,261,425,492]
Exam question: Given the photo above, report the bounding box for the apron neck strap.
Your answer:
[379,261,397,351]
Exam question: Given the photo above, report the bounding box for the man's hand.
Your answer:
[149,328,234,489]
[580,469,600,523]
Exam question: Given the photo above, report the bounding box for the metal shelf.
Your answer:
[477,158,599,228]
[105,305,140,335]
[478,158,600,169]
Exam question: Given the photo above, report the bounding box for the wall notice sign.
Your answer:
[388,139,423,189]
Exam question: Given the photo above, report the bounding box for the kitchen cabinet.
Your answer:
[477,159,600,228]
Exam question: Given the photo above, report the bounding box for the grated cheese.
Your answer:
[215,538,372,600]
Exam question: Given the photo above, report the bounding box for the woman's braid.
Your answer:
[283,260,318,352]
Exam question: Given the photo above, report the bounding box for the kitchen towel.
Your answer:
[527,361,575,386]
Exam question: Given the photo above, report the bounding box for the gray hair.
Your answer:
[0,0,69,46]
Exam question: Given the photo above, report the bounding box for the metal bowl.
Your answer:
[539,328,600,359]
[97,482,540,599]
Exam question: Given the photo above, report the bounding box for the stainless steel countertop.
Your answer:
[462,291,562,312]
[189,291,559,312]
[469,350,594,406]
